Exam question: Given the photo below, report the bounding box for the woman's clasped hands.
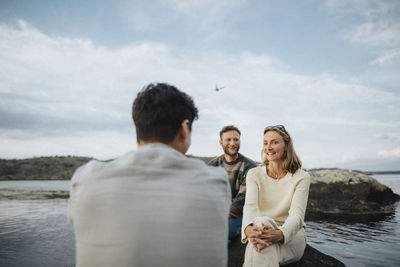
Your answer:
[245,223,284,252]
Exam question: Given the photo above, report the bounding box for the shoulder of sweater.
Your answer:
[207,155,224,165]
[137,145,225,174]
[292,168,309,177]
[187,156,226,174]
[71,149,139,178]
[239,153,258,167]
[247,166,264,178]
[292,169,311,182]
[176,156,229,184]
[70,157,108,183]
[72,149,228,183]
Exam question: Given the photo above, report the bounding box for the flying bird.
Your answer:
[215,85,225,92]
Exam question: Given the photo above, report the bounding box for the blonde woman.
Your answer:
[241,125,310,266]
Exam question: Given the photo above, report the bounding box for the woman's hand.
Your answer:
[245,225,272,252]
[245,224,284,252]
[259,223,284,245]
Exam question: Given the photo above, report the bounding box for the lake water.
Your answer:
[0,175,399,267]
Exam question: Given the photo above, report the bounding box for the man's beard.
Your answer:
[223,145,240,157]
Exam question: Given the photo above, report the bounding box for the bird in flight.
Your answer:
[215,85,225,91]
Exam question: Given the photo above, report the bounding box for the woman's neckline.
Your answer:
[264,167,291,181]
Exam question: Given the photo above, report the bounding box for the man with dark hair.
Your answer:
[209,125,257,244]
[68,83,231,267]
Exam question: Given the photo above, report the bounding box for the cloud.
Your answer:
[0,129,135,159]
[1,21,396,126]
[342,21,400,48]
[336,155,400,172]
[295,117,400,128]
[323,0,399,21]
[371,49,400,66]
[323,0,400,91]
[0,20,173,133]
[323,1,400,52]
[117,0,245,45]
[378,147,400,159]
[168,0,245,19]
[376,133,400,143]
[1,20,399,171]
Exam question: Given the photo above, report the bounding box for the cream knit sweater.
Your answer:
[241,166,310,245]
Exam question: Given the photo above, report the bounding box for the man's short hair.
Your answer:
[132,83,199,143]
[219,125,241,139]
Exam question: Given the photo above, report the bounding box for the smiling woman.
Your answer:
[263,131,286,176]
[241,125,310,267]
[262,125,302,177]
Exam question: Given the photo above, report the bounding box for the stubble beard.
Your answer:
[223,145,240,158]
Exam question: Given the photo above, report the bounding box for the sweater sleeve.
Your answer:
[231,178,246,216]
[67,160,96,225]
[67,163,87,225]
[231,160,257,216]
[280,171,310,245]
[241,169,259,243]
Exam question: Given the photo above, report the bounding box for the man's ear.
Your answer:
[219,139,222,145]
[170,119,191,154]
[180,119,190,140]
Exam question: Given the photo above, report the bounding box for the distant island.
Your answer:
[0,156,93,180]
[1,156,399,180]
[0,155,216,180]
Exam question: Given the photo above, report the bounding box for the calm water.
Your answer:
[0,180,70,190]
[0,175,399,267]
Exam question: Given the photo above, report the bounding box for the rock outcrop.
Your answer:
[306,169,399,220]
[228,237,345,267]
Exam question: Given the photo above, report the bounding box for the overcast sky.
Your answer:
[0,0,399,171]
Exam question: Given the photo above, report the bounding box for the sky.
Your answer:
[0,0,399,171]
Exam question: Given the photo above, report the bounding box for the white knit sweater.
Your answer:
[241,166,310,245]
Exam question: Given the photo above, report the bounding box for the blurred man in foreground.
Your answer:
[68,83,231,267]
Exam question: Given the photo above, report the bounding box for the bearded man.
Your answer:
[208,125,257,244]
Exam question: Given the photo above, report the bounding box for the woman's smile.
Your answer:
[263,131,286,162]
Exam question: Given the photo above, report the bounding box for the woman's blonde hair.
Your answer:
[260,125,302,174]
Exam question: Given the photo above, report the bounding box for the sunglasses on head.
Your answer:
[264,125,287,133]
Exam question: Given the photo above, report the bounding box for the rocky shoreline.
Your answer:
[1,157,398,219]
[1,156,399,267]
[307,168,399,221]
